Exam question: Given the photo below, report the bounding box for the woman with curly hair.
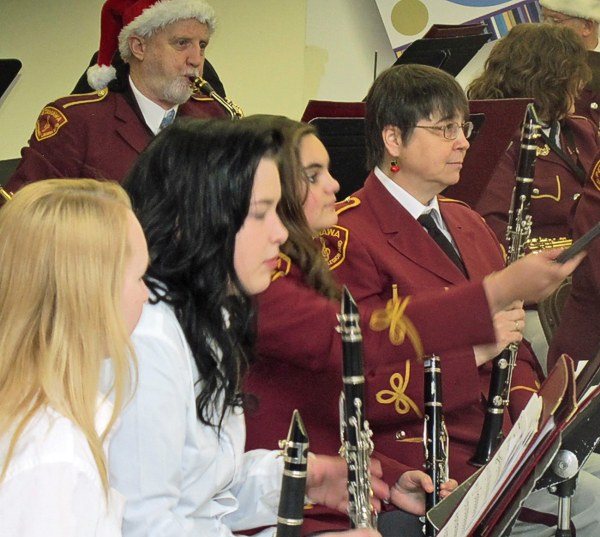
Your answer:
[469,23,597,248]
[469,23,599,367]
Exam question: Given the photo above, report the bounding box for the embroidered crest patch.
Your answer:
[34,106,68,141]
[591,159,600,192]
[319,225,349,270]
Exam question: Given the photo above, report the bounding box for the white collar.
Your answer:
[374,166,442,222]
[129,76,178,135]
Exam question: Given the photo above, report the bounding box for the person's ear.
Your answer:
[129,35,147,61]
[382,125,403,157]
[581,19,595,39]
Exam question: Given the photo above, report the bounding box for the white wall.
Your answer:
[0,0,396,161]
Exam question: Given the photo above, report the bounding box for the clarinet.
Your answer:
[470,103,540,466]
[338,286,377,529]
[275,409,309,537]
[423,354,449,537]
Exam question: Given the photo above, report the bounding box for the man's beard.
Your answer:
[161,76,193,105]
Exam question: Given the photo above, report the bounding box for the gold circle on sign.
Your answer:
[391,0,429,36]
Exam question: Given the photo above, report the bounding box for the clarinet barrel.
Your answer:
[470,103,540,467]
[275,410,309,537]
[338,286,377,529]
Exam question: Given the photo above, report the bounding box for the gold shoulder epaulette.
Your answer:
[438,195,470,209]
[335,196,360,216]
[62,88,109,109]
[569,114,589,122]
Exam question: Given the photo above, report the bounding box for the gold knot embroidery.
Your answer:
[375,361,423,418]
[369,285,424,358]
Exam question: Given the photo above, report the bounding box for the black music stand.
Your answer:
[302,101,367,201]
[423,22,488,39]
[0,59,22,102]
[443,98,533,208]
[393,33,492,77]
[427,355,579,536]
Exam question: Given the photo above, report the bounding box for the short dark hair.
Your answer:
[365,64,469,169]
[124,118,282,427]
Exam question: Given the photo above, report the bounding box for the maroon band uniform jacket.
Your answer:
[322,174,539,484]
[549,149,600,368]
[245,173,539,533]
[475,115,599,248]
[6,86,226,192]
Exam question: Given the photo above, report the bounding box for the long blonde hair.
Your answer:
[0,179,136,493]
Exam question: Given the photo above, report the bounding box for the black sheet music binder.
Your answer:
[0,59,22,101]
[393,33,492,77]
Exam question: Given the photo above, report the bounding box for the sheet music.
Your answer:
[436,394,545,537]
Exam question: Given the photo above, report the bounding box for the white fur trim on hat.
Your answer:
[118,0,216,60]
[540,0,600,22]
[86,64,118,91]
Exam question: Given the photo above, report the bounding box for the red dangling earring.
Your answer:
[390,159,400,173]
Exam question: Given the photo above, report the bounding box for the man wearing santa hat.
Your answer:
[5,0,230,193]
[539,0,600,127]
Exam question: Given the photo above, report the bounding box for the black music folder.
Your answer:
[423,22,488,39]
[0,59,22,101]
[393,33,492,77]
[302,101,367,200]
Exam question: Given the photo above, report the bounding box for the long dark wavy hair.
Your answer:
[467,24,591,123]
[245,115,340,300]
[124,118,282,428]
[365,64,469,170]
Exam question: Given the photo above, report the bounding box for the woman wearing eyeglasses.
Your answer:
[319,63,596,537]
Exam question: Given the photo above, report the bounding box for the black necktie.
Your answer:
[418,212,467,276]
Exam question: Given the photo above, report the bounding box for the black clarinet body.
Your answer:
[423,354,449,537]
[471,103,540,467]
[275,410,309,537]
[338,286,377,529]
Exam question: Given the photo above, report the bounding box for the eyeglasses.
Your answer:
[414,121,474,140]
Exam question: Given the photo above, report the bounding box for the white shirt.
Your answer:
[374,165,458,247]
[129,77,178,135]
[108,299,282,537]
[0,400,125,537]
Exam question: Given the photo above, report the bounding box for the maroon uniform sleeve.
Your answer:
[6,102,92,193]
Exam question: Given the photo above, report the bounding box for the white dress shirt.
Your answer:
[129,77,178,135]
[0,400,125,537]
[108,298,282,537]
[374,165,458,247]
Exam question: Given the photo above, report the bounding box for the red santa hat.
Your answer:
[539,0,600,23]
[87,0,216,90]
